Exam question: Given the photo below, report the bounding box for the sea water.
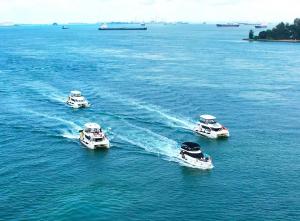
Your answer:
[0,24,299,220]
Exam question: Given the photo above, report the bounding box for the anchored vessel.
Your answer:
[255,24,268,28]
[66,91,90,108]
[79,123,110,149]
[98,23,147,31]
[216,23,240,27]
[194,115,229,139]
[179,142,213,169]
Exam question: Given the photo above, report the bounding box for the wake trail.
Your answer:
[25,108,189,167]
[24,81,66,103]
[93,89,195,130]
[26,110,82,140]
[113,119,180,161]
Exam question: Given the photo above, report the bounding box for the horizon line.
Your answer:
[0,20,284,26]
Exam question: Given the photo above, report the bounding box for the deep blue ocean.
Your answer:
[0,24,300,220]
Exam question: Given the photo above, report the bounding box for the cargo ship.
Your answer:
[255,24,268,29]
[98,23,147,30]
[216,23,240,27]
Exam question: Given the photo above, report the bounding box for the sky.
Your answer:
[0,0,299,24]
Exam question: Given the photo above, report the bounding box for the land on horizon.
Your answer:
[244,18,300,42]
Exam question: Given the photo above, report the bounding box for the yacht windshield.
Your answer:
[185,152,204,159]
[211,127,222,132]
[73,98,85,102]
[92,128,100,133]
[72,93,81,97]
[85,128,101,133]
[201,119,217,124]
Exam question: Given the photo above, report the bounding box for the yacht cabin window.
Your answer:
[85,128,101,133]
[202,125,210,130]
[185,152,204,159]
[201,118,216,124]
[72,94,81,97]
[207,119,216,124]
[94,138,103,142]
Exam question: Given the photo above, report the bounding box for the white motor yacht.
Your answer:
[79,123,110,149]
[179,142,213,169]
[194,115,229,139]
[66,91,90,108]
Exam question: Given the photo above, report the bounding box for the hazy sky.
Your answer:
[0,0,299,24]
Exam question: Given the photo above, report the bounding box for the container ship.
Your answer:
[255,24,268,29]
[98,23,147,31]
[216,23,240,27]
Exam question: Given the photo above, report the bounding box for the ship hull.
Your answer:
[255,25,267,29]
[98,27,147,31]
[216,24,239,27]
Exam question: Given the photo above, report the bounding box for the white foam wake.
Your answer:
[49,93,66,103]
[26,110,82,139]
[61,131,80,139]
[94,89,195,130]
[28,110,81,130]
[114,120,179,161]
[24,81,66,103]
[113,120,205,169]
[136,102,195,130]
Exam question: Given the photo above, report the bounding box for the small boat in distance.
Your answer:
[79,123,110,149]
[66,91,90,108]
[62,26,69,29]
[216,23,240,27]
[98,23,147,30]
[194,115,229,139]
[179,142,213,170]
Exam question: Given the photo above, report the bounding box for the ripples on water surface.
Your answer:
[0,25,300,220]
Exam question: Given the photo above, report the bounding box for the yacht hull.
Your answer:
[179,154,213,170]
[66,101,90,109]
[79,136,110,149]
[194,127,229,139]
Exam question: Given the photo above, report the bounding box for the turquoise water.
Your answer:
[0,24,300,220]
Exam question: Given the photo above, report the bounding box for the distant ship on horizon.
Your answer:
[239,22,261,26]
[216,23,240,27]
[255,24,268,28]
[98,23,147,31]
